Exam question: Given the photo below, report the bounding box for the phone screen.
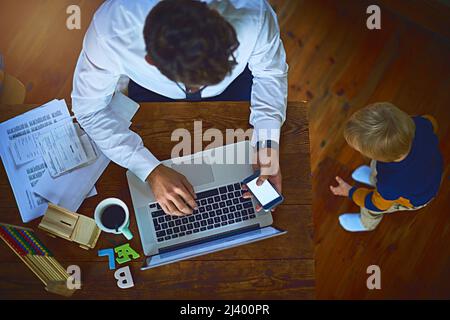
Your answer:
[246,177,280,206]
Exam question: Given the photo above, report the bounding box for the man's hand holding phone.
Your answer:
[242,146,283,212]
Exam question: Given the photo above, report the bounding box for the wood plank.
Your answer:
[379,0,450,39]
[0,0,104,104]
[0,260,315,300]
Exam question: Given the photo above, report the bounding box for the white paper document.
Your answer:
[0,93,139,221]
[34,93,140,212]
[34,150,109,211]
[0,100,71,222]
[87,186,97,198]
[9,134,41,165]
[37,119,92,177]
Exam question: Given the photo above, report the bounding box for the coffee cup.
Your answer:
[94,198,133,240]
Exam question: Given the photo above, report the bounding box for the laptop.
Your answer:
[127,141,286,269]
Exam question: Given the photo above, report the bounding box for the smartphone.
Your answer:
[242,171,284,211]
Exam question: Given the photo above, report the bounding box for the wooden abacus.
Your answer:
[0,223,75,297]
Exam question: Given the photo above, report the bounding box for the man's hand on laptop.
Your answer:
[242,147,282,212]
[147,164,197,216]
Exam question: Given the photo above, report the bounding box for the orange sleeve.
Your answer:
[351,188,395,211]
[422,115,438,134]
[370,190,395,211]
[351,188,372,207]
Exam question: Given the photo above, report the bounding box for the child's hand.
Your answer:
[329,176,352,197]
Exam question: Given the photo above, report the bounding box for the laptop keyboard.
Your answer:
[149,182,257,242]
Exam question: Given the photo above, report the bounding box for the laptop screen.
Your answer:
[144,226,285,269]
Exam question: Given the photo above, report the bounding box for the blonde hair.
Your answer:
[344,102,415,162]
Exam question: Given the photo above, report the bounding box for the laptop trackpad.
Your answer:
[171,163,215,187]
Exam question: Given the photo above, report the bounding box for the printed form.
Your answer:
[0,100,70,222]
[37,119,93,177]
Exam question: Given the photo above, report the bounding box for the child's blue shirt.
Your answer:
[349,116,443,212]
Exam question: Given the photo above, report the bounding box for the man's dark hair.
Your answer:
[144,0,239,86]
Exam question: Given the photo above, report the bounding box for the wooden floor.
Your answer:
[0,0,449,299]
[273,0,450,299]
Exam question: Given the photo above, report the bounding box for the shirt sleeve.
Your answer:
[71,21,160,182]
[248,0,288,146]
[349,186,395,212]
[421,115,439,134]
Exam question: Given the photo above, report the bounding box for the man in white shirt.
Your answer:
[72,0,288,216]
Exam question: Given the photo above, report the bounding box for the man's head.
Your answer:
[144,0,239,87]
[344,102,416,162]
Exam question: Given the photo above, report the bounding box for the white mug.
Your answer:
[94,198,133,240]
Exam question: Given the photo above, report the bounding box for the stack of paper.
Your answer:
[0,93,139,222]
[37,119,97,178]
[0,99,70,222]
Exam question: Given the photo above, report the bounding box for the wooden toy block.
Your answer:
[38,203,101,250]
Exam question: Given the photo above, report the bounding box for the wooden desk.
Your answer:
[0,101,313,299]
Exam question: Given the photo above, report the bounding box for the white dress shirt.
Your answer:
[71,0,288,182]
